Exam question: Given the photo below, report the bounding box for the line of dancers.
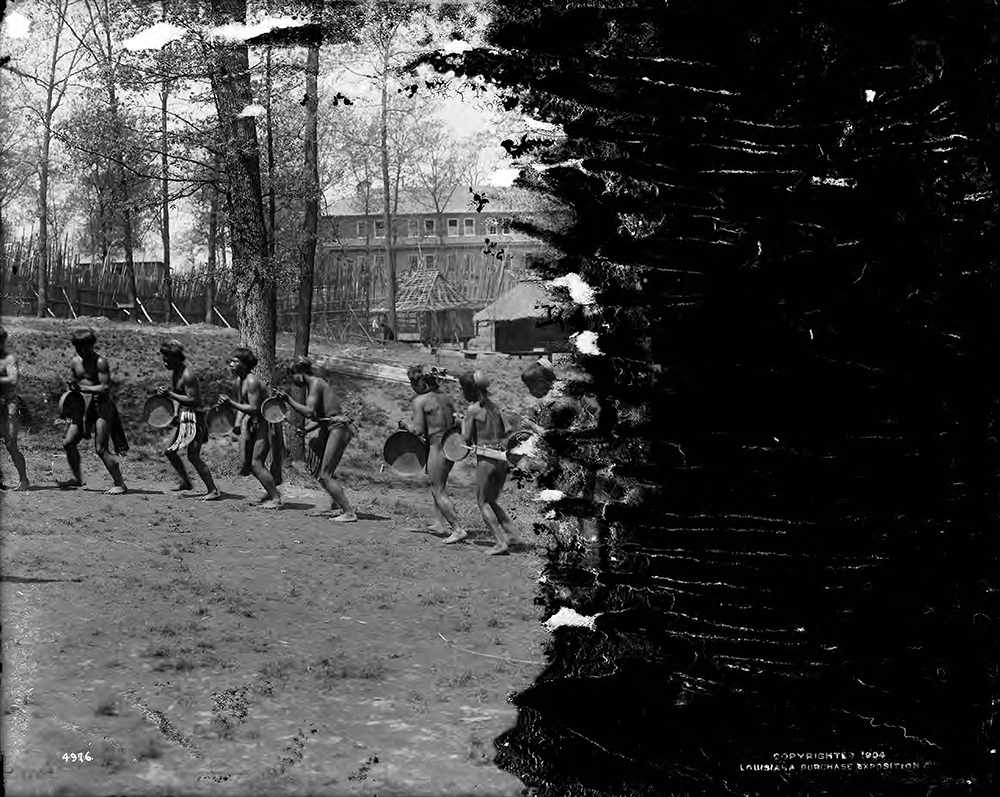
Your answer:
[1,325,575,558]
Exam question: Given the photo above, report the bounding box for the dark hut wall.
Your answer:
[427,1,1000,795]
[495,319,571,353]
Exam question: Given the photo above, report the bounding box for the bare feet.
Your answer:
[0,480,28,491]
[305,507,336,517]
[57,479,83,490]
[104,485,127,496]
[258,499,283,510]
[442,530,468,545]
[485,544,510,556]
[330,512,358,523]
[171,482,194,492]
[197,490,222,502]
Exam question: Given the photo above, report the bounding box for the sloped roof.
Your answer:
[473,280,551,322]
[386,269,474,313]
[326,185,547,217]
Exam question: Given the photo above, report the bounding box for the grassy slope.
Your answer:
[2,316,547,521]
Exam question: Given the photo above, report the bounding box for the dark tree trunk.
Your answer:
[265,44,278,352]
[206,159,219,324]
[379,50,396,336]
[210,0,275,384]
[160,96,171,318]
[289,42,321,462]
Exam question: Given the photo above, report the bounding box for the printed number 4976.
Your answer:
[62,752,93,763]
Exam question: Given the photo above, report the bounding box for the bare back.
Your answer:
[310,377,342,419]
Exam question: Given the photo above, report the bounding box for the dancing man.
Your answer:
[459,370,519,556]
[401,365,465,542]
[158,340,220,500]
[273,357,357,522]
[217,347,282,509]
[0,326,30,491]
[61,328,128,494]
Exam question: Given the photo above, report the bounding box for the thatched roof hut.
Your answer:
[473,280,571,354]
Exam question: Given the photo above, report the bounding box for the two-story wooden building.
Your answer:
[316,186,556,318]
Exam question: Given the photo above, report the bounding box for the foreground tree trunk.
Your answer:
[209,0,275,384]
[205,164,219,324]
[160,1,172,324]
[379,47,396,336]
[289,42,320,462]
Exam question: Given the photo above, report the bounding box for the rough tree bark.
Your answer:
[289,41,320,462]
[160,0,172,323]
[205,152,219,324]
[209,0,275,384]
[379,40,396,336]
[264,41,277,353]
[99,0,137,321]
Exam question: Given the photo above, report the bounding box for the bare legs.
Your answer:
[60,424,84,488]
[426,446,464,541]
[59,420,125,493]
[319,426,356,522]
[166,431,219,500]
[469,459,517,554]
[1,417,29,490]
[251,435,281,509]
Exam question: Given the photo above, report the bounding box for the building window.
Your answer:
[356,221,366,237]
[486,219,498,236]
[502,219,511,234]
[408,254,419,270]
[424,218,435,234]
[356,255,367,271]
[375,255,385,272]
[424,254,436,269]
[463,218,475,235]
[374,220,385,238]
[447,218,459,236]
[408,218,418,237]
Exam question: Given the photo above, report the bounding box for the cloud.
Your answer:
[122,22,187,51]
[483,167,520,188]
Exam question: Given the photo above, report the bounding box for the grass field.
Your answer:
[1,317,554,796]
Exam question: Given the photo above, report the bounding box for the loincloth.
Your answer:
[306,417,356,479]
[240,415,284,485]
[72,394,128,454]
[167,408,208,452]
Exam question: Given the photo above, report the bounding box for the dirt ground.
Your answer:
[1,318,553,796]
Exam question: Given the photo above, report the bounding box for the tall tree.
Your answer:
[159,0,173,322]
[4,0,87,316]
[295,40,320,361]
[205,150,221,323]
[209,0,275,383]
